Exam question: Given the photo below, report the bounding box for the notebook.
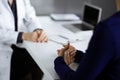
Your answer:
[63,3,102,33]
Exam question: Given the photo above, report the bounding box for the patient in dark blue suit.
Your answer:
[54,11,120,80]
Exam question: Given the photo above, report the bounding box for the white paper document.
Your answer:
[48,34,83,45]
[49,35,68,45]
[50,14,80,21]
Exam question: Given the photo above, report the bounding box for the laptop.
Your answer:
[63,3,102,33]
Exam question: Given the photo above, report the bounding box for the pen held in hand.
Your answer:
[67,40,70,49]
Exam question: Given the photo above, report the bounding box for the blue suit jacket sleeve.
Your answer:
[54,22,115,80]
[74,50,85,63]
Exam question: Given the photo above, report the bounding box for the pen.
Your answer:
[58,35,69,40]
[67,40,70,49]
[49,39,64,45]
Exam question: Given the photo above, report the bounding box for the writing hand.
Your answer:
[57,44,76,65]
[64,48,76,65]
[63,44,76,58]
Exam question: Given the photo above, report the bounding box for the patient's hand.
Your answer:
[64,46,76,65]
[63,45,76,58]
[57,44,76,65]
[57,47,68,57]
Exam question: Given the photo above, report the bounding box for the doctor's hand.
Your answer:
[22,32,38,42]
[34,29,48,43]
[22,30,48,42]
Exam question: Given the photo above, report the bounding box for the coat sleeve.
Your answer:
[54,22,115,80]
[0,29,19,45]
[23,0,43,32]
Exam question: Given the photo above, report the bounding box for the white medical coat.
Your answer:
[0,0,42,80]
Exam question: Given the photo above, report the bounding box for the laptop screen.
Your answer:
[83,4,102,26]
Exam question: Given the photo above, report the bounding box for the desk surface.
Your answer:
[23,16,93,80]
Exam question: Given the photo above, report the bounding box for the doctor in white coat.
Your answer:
[0,0,48,80]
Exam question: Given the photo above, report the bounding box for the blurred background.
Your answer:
[30,0,117,20]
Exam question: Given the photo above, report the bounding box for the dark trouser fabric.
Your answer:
[10,45,43,80]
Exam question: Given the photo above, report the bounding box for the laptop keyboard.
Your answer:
[73,23,93,30]
[63,23,93,33]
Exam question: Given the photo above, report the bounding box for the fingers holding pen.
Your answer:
[64,51,70,65]
[64,45,76,57]
[69,50,76,58]
[63,44,76,51]
[57,41,76,65]
[64,50,75,65]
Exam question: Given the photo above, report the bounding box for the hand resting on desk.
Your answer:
[22,30,48,43]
